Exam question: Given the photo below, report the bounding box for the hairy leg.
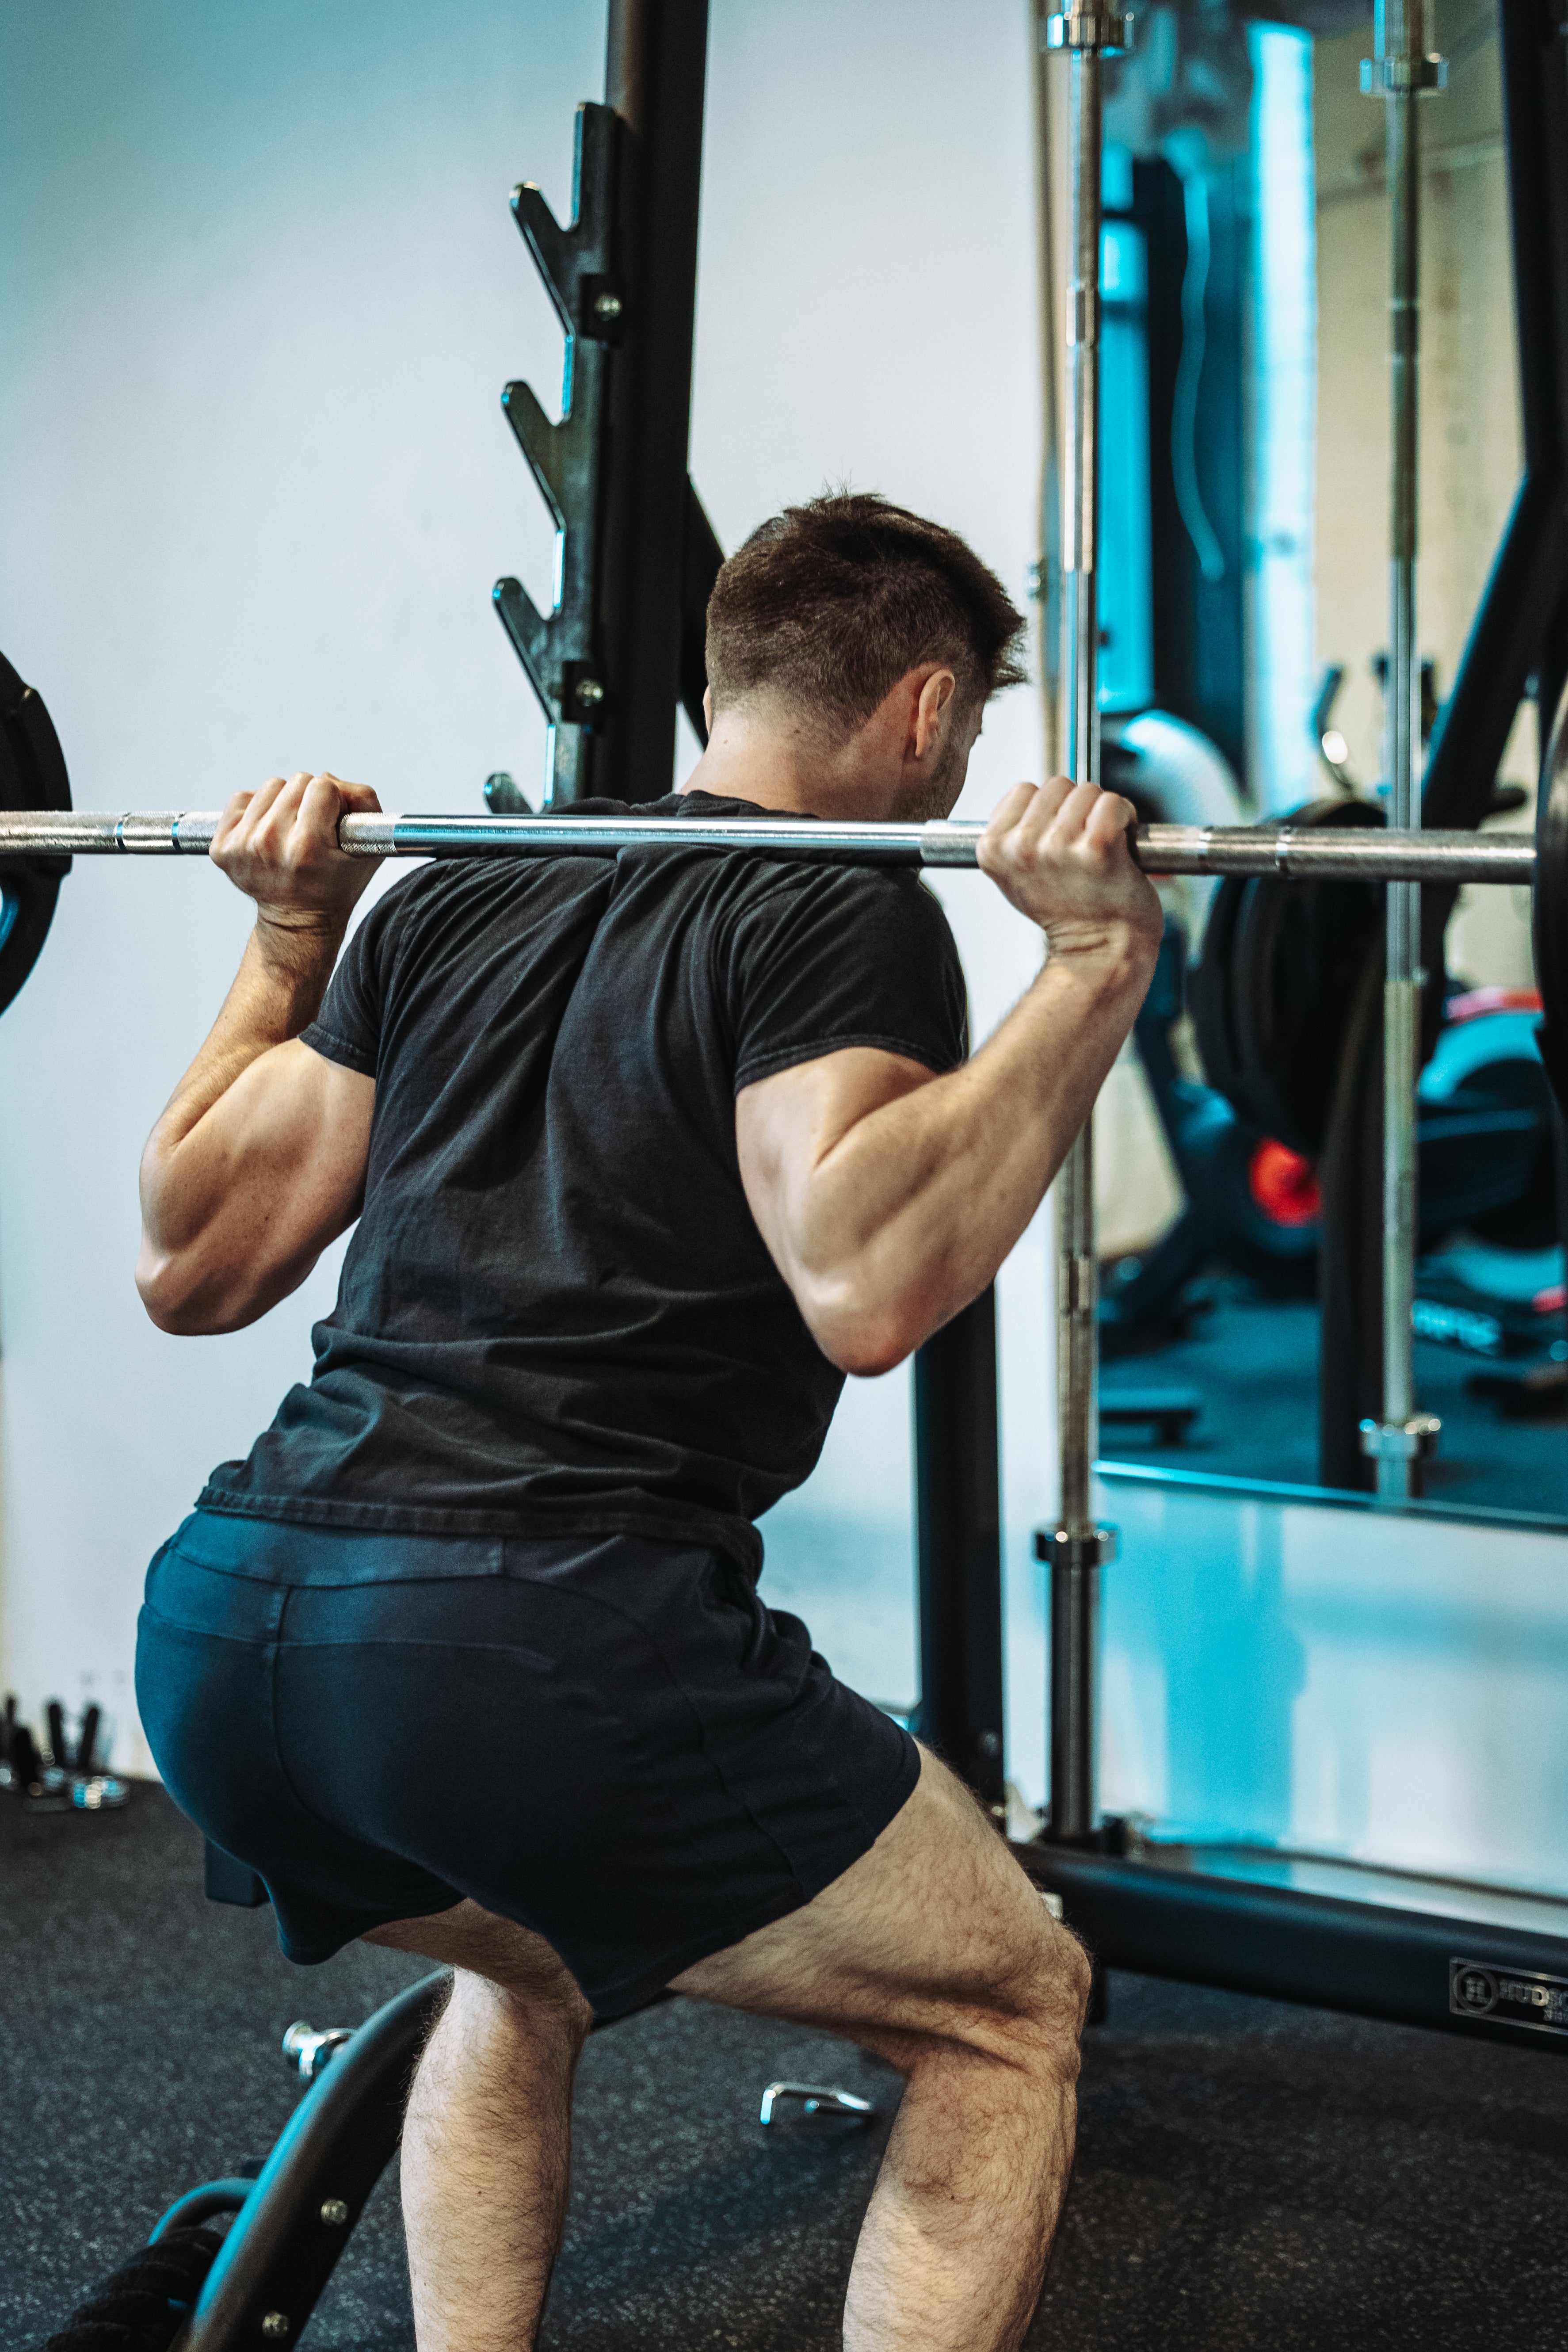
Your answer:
[362,1905,593,2352]
[671,1750,1090,2352]
[358,1749,1084,2352]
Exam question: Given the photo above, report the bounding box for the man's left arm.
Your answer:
[136,771,382,1336]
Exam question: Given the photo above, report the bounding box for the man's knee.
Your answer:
[980,1896,1092,2058]
[904,1882,1090,2100]
[872,1891,1092,2091]
[1025,1912,1094,2050]
[453,1963,595,2055]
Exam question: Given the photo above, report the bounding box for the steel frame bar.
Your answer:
[0,809,1539,884]
[1015,1843,1568,2054]
[912,1289,1007,1819]
[596,0,711,804]
[494,0,712,806]
[1045,5,1117,1849]
[1364,0,1446,1499]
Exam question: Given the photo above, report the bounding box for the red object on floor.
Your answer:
[1445,984,1543,1023]
[1248,1138,1322,1228]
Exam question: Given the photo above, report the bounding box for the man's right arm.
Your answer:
[136,772,382,1336]
[735,777,1162,1377]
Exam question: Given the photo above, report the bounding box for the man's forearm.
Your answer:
[140,915,343,1243]
[787,940,1152,1371]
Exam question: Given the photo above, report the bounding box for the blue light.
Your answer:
[1098,215,1155,714]
[1246,24,1318,810]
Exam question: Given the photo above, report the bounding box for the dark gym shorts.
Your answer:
[134,1509,919,2020]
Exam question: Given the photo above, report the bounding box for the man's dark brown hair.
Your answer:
[704,492,1028,734]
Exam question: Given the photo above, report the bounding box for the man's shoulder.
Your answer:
[725,848,960,938]
[364,794,959,964]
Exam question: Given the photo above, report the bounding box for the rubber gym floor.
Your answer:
[4,1782,1566,2351]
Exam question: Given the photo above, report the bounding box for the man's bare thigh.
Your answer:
[671,1748,1087,2060]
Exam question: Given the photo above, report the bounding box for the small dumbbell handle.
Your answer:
[281,2020,357,2082]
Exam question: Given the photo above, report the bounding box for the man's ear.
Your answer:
[703,685,714,733]
[912,668,957,760]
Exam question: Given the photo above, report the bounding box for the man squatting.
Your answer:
[134,494,1163,2351]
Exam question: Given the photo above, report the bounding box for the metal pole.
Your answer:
[913,1290,1007,1821]
[597,0,711,804]
[1360,0,1446,1499]
[495,3,710,808]
[1039,1,1126,1846]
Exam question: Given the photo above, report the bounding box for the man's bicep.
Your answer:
[234,1039,375,1241]
[735,1046,938,1272]
[151,1041,374,1332]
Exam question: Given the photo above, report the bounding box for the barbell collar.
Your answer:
[1035,1524,1119,1569]
[0,809,1541,886]
[1358,1413,1442,1462]
[1044,6,1131,54]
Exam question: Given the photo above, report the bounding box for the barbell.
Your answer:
[0,804,1545,879]
[4,653,1567,1115]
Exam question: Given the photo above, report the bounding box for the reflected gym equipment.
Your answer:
[1365,0,1446,1502]
[1018,0,1568,2077]
[1190,797,1387,1159]
[1102,918,1326,1356]
[1318,0,1568,1492]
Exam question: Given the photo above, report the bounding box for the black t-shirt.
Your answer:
[198,791,968,1576]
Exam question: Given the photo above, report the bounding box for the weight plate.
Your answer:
[1533,676,1568,1117]
[1191,797,1385,1157]
[0,649,72,1019]
[1187,854,1249,1120]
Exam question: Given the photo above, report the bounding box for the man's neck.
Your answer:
[679,697,899,822]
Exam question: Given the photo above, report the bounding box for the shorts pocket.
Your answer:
[143,1546,287,1642]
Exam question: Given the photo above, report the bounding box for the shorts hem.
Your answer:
[583,1726,923,2021]
[274,1890,464,1969]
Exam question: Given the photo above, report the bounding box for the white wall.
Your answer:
[0,0,1056,1776]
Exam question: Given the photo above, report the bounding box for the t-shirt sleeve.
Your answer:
[298,884,405,1078]
[727,867,968,1092]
